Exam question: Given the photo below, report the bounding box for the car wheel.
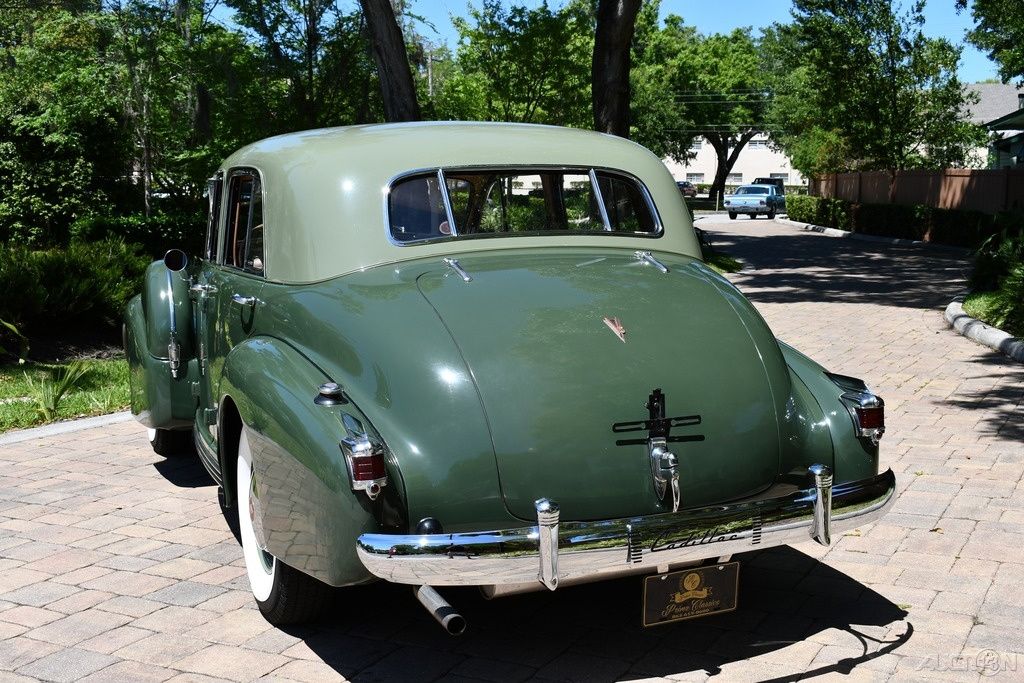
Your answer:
[767,210,776,220]
[237,428,330,625]
[749,214,756,220]
[148,428,193,457]
[728,212,737,220]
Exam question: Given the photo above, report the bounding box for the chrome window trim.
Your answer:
[437,169,458,236]
[589,168,612,231]
[383,164,664,247]
[221,166,267,278]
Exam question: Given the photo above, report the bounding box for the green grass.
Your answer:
[964,291,1024,338]
[0,358,130,433]
[702,245,743,274]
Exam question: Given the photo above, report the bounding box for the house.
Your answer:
[965,82,1024,168]
[662,133,806,191]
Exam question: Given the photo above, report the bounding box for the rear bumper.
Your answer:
[356,468,895,589]
[726,204,775,214]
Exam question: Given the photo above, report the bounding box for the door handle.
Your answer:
[189,283,217,300]
[231,293,258,307]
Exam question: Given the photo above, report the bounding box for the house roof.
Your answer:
[965,83,1024,125]
[987,108,1024,131]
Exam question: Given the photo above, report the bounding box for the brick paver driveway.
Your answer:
[1,217,1022,682]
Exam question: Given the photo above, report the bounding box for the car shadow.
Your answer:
[700,224,971,311]
[151,452,216,489]
[276,545,910,682]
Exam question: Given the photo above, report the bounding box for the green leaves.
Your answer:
[767,0,986,175]
[959,0,1024,84]
[24,360,92,421]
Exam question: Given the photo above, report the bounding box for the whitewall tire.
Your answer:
[235,427,332,624]
[238,430,276,602]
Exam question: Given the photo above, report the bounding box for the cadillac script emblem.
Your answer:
[602,316,626,343]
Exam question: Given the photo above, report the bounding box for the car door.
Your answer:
[194,168,266,466]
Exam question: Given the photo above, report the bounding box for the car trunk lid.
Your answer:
[416,249,784,522]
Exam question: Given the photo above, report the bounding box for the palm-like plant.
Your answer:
[24,361,92,421]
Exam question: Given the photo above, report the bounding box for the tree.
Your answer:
[0,7,131,243]
[767,0,986,177]
[450,0,591,126]
[359,0,420,122]
[681,29,767,203]
[592,0,641,137]
[957,0,1024,84]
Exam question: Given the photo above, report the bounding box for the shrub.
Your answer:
[785,194,819,223]
[70,212,204,259]
[0,238,149,334]
[991,263,1024,335]
[971,223,1024,291]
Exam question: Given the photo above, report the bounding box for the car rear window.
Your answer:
[388,168,660,243]
[734,186,768,195]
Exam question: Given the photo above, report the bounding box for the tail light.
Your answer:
[827,373,885,445]
[341,434,387,500]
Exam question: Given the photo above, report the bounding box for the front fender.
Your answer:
[779,341,879,483]
[219,336,401,587]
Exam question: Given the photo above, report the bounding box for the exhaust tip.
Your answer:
[444,614,467,636]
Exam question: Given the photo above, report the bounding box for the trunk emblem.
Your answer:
[602,316,627,343]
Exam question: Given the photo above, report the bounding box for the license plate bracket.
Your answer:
[642,561,740,627]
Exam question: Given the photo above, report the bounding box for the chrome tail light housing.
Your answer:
[827,373,885,446]
[341,434,388,500]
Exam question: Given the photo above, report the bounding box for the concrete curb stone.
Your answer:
[0,410,134,446]
[944,299,1024,364]
[775,217,972,255]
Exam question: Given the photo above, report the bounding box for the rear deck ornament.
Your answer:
[613,389,705,512]
[603,316,627,343]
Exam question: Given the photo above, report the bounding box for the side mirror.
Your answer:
[163,249,188,273]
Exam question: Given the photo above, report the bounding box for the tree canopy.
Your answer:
[957,0,1024,84]
[766,0,985,176]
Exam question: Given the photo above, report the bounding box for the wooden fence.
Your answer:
[809,169,1024,214]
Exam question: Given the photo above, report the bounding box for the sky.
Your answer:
[408,0,999,84]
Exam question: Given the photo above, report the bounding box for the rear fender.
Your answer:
[219,337,402,587]
[779,341,879,483]
[123,259,198,429]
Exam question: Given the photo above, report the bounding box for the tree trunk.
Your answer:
[706,131,757,203]
[359,0,421,122]
[592,0,641,138]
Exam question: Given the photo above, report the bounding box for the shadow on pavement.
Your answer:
[151,451,216,489]
[277,546,910,682]
[943,354,1024,445]
[702,226,971,311]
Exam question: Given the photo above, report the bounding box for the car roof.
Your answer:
[217,121,700,283]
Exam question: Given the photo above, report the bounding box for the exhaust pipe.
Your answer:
[414,585,466,636]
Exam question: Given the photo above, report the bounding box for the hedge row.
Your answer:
[786,195,1022,249]
[0,239,150,335]
[71,212,205,260]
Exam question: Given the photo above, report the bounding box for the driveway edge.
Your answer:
[944,299,1024,363]
[776,218,972,255]
[0,410,135,445]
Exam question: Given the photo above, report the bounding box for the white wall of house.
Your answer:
[662,134,807,187]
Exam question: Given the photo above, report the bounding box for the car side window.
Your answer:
[223,170,265,275]
[205,172,223,261]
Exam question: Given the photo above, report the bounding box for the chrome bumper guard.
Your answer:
[356,466,895,589]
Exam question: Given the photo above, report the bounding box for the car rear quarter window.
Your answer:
[223,170,265,275]
[387,167,660,243]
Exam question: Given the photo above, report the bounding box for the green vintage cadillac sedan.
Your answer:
[124,122,894,632]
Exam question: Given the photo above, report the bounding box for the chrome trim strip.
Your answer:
[356,469,895,588]
[442,257,472,283]
[192,428,222,485]
[437,169,458,236]
[635,250,670,274]
[589,168,612,231]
